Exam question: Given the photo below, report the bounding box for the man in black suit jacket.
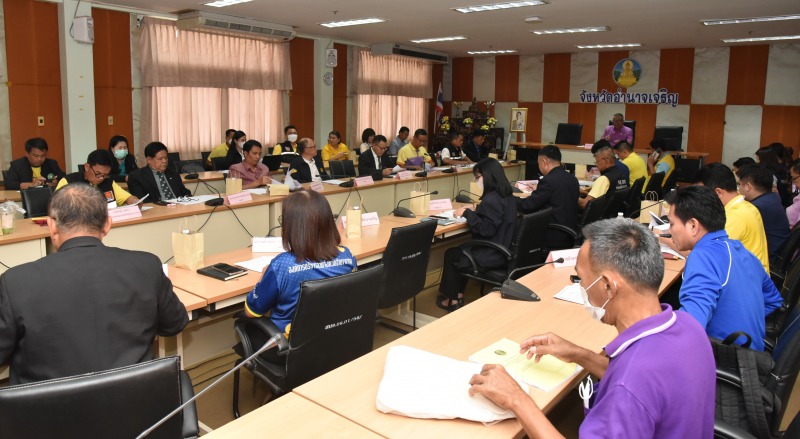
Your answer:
[287,138,330,183]
[463,129,487,162]
[127,142,192,202]
[4,137,65,190]
[0,184,188,384]
[518,145,580,250]
[357,135,393,179]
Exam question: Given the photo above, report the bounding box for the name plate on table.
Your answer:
[548,248,580,268]
[225,191,252,206]
[252,236,286,253]
[583,143,593,149]
[354,176,374,187]
[108,205,142,223]
[340,212,380,228]
[429,198,453,211]
[396,171,414,180]
[309,181,324,192]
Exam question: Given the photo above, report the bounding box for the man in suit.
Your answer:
[463,129,487,162]
[4,137,65,190]
[127,142,192,203]
[0,183,188,384]
[358,134,393,179]
[287,138,329,183]
[518,145,580,249]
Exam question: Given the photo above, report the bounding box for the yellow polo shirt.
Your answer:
[55,177,131,206]
[396,144,432,166]
[643,153,675,189]
[587,176,610,200]
[725,194,769,273]
[622,153,647,188]
[321,143,349,162]
[208,142,229,160]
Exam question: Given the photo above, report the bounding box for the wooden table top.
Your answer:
[510,142,709,159]
[0,218,50,245]
[173,287,207,313]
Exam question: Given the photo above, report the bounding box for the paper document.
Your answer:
[578,180,594,187]
[469,338,581,392]
[554,284,584,304]
[660,243,685,260]
[165,195,219,205]
[234,256,274,273]
[433,166,451,171]
[323,179,347,185]
[247,188,268,195]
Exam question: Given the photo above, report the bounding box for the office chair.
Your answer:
[607,120,637,148]
[210,157,228,171]
[554,123,583,145]
[0,356,198,439]
[178,159,205,174]
[766,257,800,349]
[460,209,551,294]
[1,170,7,182]
[200,151,211,163]
[167,152,181,173]
[603,188,631,219]
[715,410,800,439]
[643,172,665,198]
[262,155,283,172]
[625,177,646,218]
[577,195,609,244]
[20,187,52,218]
[329,160,357,179]
[77,163,84,174]
[231,265,383,417]
[653,126,684,150]
[377,220,439,331]
[769,226,800,287]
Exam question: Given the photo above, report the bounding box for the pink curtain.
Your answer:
[138,19,289,157]
[355,95,428,142]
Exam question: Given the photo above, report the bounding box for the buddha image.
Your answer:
[613,58,641,88]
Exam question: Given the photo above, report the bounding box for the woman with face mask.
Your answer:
[108,135,138,183]
[437,158,518,311]
[224,130,247,169]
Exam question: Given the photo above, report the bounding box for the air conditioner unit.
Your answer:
[371,44,449,64]
[176,11,295,42]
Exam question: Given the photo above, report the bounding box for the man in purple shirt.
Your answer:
[469,218,715,438]
[601,113,633,147]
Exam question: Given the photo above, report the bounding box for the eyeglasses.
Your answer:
[89,167,110,179]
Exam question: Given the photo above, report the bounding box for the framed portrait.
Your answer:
[510,108,528,133]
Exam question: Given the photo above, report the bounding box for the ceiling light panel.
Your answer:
[722,35,800,43]
[320,17,387,28]
[532,26,609,35]
[576,43,641,49]
[454,1,548,14]
[203,0,253,7]
[702,14,800,26]
[467,50,518,55]
[411,36,468,43]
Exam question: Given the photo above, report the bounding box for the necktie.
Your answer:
[158,172,176,199]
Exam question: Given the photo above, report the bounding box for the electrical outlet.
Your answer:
[108,116,114,126]
[37,116,44,127]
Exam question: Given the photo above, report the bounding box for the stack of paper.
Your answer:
[234,256,274,273]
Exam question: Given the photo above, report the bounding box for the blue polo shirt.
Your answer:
[245,247,356,332]
[680,230,783,351]
[581,305,715,438]
[750,192,790,261]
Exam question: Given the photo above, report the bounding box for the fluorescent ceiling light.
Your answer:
[702,14,800,26]
[203,0,253,7]
[532,26,609,35]
[467,49,518,55]
[576,43,641,49]
[411,36,468,43]
[524,16,543,23]
[320,17,386,28]
[722,35,800,43]
[454,1,548,14]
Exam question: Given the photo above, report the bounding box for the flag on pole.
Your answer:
[434,82,444,128]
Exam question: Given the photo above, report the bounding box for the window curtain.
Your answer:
[138,19,291,156]
[351,50,431,145]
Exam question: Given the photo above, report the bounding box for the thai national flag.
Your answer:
[434,83,444,125]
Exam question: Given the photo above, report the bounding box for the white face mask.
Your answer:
[236,141,245,149]
[581,276,610,322]
[287,134,298,143]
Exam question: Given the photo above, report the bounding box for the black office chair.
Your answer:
[377,220,439,331]
[76,163,84,174]
[608,120,636,148]
[766,257,800,349]
[460,209,550,293]
[210,157,228,171]
[545,223,580,251]
[603,189,631,219]
[200,151,211,164]
[0,356,198,439]
[643,172,665,198]
[178,159,205,174]
[329,160,357,179]
[167,152,181,173]
[662,168,680,193]
[653,126,684,150]
[625,177,646,218]
[231,265,382,417]
[578,195,609,242]
[20,187,52,218]
[554,123,583,145]
[715,410,800,439]
[770,225,800,287]
[262,155,283,172]
[1,170,8,182]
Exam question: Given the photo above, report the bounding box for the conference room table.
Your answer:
[201,258,683,437]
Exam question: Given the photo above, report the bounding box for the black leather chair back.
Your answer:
[0,356,197,439]
[625,177,646,217]
[20,187,52,218]
[284,265,382,390]
[211,157,228,171]
[377,220,438,309]
[167,152,181,173]
[508,209,551,278]
[603,188,630,219]
[200,151,211,163]
[580,194,608,228]
[663,167,680,193]
[768,304,800,429]
[776,226,800,276]
[607,120,637,148]
[178,159,205,174]
[643,172,665,197]
[554,123,583,145]
[330,160,357,178]
[262,155,283,171]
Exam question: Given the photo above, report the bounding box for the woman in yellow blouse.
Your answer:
[322,131,349,162]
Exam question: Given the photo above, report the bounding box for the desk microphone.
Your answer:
[625,201,664,219]
[392,190,438,218]
[498,258,564,302]
[135,333,282,439]
[455,189,481,204]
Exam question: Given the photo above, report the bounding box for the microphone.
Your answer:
[393,190,439,218]
[204,179,225,206]
[136,333,282,439]
[415,171,428,178]
[498,258,565,302]
[625,201,663,219]
[455,189,481,204]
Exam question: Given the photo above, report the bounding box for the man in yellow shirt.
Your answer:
[321,130,349,162]
[579,147,629,209]
[207,129,236,167]
[694,163,769,272]
[396,129,432,171]
[644,138,675,189]
[56,150,139,207]
[615,141,647,188]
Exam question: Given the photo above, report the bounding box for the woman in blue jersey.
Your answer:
[244,190,356,348]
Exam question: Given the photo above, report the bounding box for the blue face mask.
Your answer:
[114,149,128,160]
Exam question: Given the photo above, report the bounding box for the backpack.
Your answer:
[712,331,781,439]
